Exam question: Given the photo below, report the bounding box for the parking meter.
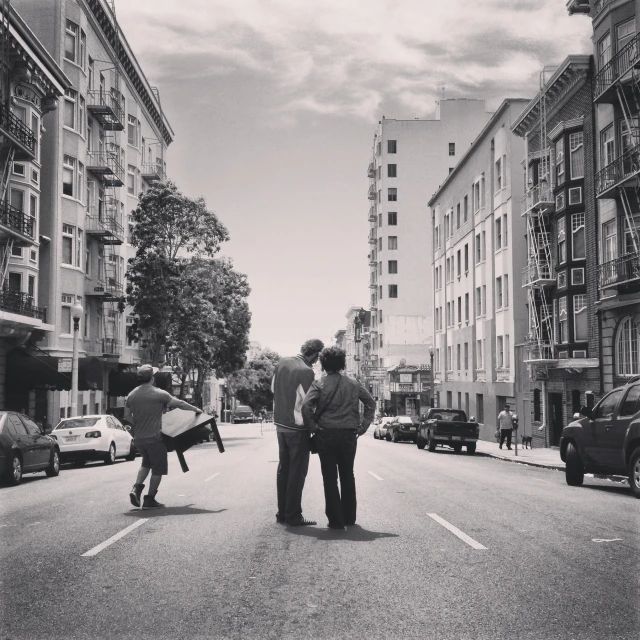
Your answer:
[512,413,519,431]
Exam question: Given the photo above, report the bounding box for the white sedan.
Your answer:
[374,417,396,440]
[52,415,136,466]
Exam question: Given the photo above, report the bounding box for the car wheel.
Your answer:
[373,432,378,440]
[45,449,60,477]
[104,443,116,465]
[6,453,22,485]
[565,442,584,486]
[466,443,476,455]
[628,446,640,498]
[427,434,436,452]
[416,437,426,450]
[125,442,136,461]
[453,444,462,454]
[386,433,391,441]
[392,431,399,443]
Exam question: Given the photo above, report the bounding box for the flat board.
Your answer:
[162,409,215,438]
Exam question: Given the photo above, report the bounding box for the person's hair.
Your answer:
[137,364,154,382]
[319,346,346,373]
[301,338,324,358]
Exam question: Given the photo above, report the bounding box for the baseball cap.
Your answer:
[137,364,154,381]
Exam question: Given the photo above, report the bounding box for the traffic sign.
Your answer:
[58,358,72,372]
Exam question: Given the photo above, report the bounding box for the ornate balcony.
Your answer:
[522,260,555,287]
[596,142,640,198]
[0,199,35,244]
[87,149,124,186]
[367,163,376,178]
[141,161,166,184]
[522,183,554,215]
[0,103,36,159]
[598,251,640,289]
[368,184,377,200]
[0,289,46,321]
[368,206,376,222]
[593,34,640,103]
[101,338,122,356]
[87,89,125,130]
[369,233,377,245]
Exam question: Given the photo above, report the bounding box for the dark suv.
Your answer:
[560,380,640,498]
[386,416,420,443]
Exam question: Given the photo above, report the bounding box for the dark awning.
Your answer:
[108,366,173,397]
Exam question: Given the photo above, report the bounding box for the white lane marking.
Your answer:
[427,513,487,550]
[27,521,41,527]
[367,471,383,481]
[592,538,623,543]
[0,524,7,528]
[204,472,220,482]
[82,519,149,557]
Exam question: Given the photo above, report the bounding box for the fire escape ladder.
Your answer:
[619,185,640,254]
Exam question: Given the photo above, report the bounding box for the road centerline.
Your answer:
[427,513,487,550]
[367,471,383,481]
[81,519,149,557]
[204,472,221,482]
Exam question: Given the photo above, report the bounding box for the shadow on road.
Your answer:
[285,523,398,542]
[582,483,633,497]
[124,505,228,518]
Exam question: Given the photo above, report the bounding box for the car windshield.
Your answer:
[398,417,416,424]
[55,417,100,430]
[431,410,466,421]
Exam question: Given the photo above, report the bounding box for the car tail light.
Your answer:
[85,430,102,438]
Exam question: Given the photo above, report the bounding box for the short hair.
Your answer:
[301,339,324,358]
[319,346,346,373]
[137,364,154,382]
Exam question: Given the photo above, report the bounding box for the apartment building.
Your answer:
[344,306,369,380]
[512,54,600,447]
[13,0,173,423]
[334,329,346,351]
[366,100,492,408]
[0,4,69,412]
[430,100,529,441]
[568,0,640,395]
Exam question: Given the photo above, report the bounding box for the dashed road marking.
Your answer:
[427,513,487,550]
[82,519,149,557]
[367,471,383,481]
[592,538,623,543]
[204,472,221,482]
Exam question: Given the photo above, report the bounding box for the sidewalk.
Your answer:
[474,439,564,471]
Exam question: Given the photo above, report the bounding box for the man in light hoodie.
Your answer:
[271,339,324,526]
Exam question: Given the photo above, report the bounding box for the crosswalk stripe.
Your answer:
[427,513,487,550]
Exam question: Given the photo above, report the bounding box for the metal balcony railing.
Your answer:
[368,184,377,200]
[524,342,556,362]
[85,206,124,244]
[593,34,640,101]
[0,199,34,239]
[596,141,640,197]
[0,289,46,321]
[0,102,36,157]
[87,89,125,130]
[141,162,166,183]
[522,183,554,215]
[598,251,640,288]
[368,206,376,221]
[101,338,122,356]
[367,163,376,178]
[87,150,125,186]
[522,261,554,287]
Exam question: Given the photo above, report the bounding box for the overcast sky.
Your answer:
[116,0,591,358]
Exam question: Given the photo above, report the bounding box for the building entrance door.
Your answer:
[549,393,564,447]
[406,398,419,416]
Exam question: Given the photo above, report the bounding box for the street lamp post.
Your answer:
[70,302,83,417]
[428,346,435,408]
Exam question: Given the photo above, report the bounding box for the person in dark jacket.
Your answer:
[301,346,376,530]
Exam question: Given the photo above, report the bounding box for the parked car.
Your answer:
[51,415,136,466]
[416,408,479,454]
[386,416,420,443]
[374,417,395,440]
[232,405,254,424]
[560,380,640,497]
[0,411,60,485]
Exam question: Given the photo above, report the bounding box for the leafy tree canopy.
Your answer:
[229,348,280,414]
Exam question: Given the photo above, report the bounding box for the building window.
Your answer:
[449,143,455,156]
[573,294,588,342]
[601,125,615,168]
[616,317,639,376]
[571,268,585,286]
[617,18,635,52]
[387,140,397,153]
[463,343,468,370]
[558,216,566,263]
[389,284,397,298]
[568,186,582,205]
[475,287,482,317]
[62,224,82,267]
[495,157,502,192]
[127,115,140,147]
[464,293,469,323]
[12,162,25,177]
[378,237,382,251]
[481,230,486,260]
[388,212,397,225]
[473,181,480,213]
[388,236,397,250]
[495,216,502,250]
[572,213,586,260]
[61,293,76,334]
[456,344,461,370]
[476,394,484,423]
[387,164,397,178]
[569,132,584,179]
[496,276,503,309]
[63,155,76,197]
[457,250,461,277]
[447,347,452,372]
[8,272,21,292]
[475,233,481,264]
[496,336,504,368]
[599,31,612,70]
[556,191,565,211]
[127,165,136,196]
[388,188,397,201]
[463,195,468,222]
[482,285,486,316]
[388,260,397,274]
[457,296,462,324]
[464,243,469,272]
[502,214,508,247]
[558,297,568,343]
[558,270,567,288]
[476,340,483,370]
[505,335,510,368]
[555,137,565,186]
[65,20,79,62]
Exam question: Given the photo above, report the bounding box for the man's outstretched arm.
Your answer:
[168,397,202,414]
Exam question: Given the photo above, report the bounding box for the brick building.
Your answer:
[512,55,601,447]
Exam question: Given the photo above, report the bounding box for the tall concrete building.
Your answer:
[12,0,173,423]
[0,3,69,412]
[430,99,529,440]
[365,100,492,409]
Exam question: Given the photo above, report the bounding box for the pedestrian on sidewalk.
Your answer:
[125,365,202,510]
[272,339,324,526]
[301,347,376,530]
[498,404,514,450]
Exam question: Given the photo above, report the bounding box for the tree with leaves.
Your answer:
[228,348,280,414]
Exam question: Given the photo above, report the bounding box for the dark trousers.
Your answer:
[276,430,310,523]
[316,430,358,527]
[500,428,512,449]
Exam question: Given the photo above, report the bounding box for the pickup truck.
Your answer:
[560,379,640,498]
[416,408,479,455]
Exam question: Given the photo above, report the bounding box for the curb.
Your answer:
[476,450,565,471]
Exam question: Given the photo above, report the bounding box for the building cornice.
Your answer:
[548,117,585,141]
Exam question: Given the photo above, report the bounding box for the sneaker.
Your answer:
[499,445,503,449]
[129,483,145,508]
[142,496,165,510]
[285,518,316,527]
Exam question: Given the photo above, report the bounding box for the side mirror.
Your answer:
[124,425,132,432]
[579,406,593,420]
[469,416,475,422]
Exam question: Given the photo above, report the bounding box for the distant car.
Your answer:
[374,417,395,440]
[417,408,479,454]
[232,405,254,424]
[560,380,640,497]
[0,411,60,485]
[51,415,136,466]
[387,416,420,443]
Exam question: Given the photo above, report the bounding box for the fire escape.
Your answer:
[368,142,378,321]
[522,69,556,364]
[593,32,640,292]
[85,0,124,358]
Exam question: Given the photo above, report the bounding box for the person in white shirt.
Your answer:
[497,404,514,450]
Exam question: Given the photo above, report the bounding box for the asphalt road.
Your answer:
[1,423,638,640]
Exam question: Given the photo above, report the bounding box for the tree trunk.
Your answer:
[193,366,205,409]
[179,372,187,399]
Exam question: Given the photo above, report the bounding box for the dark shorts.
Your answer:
[136,440,168,475]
